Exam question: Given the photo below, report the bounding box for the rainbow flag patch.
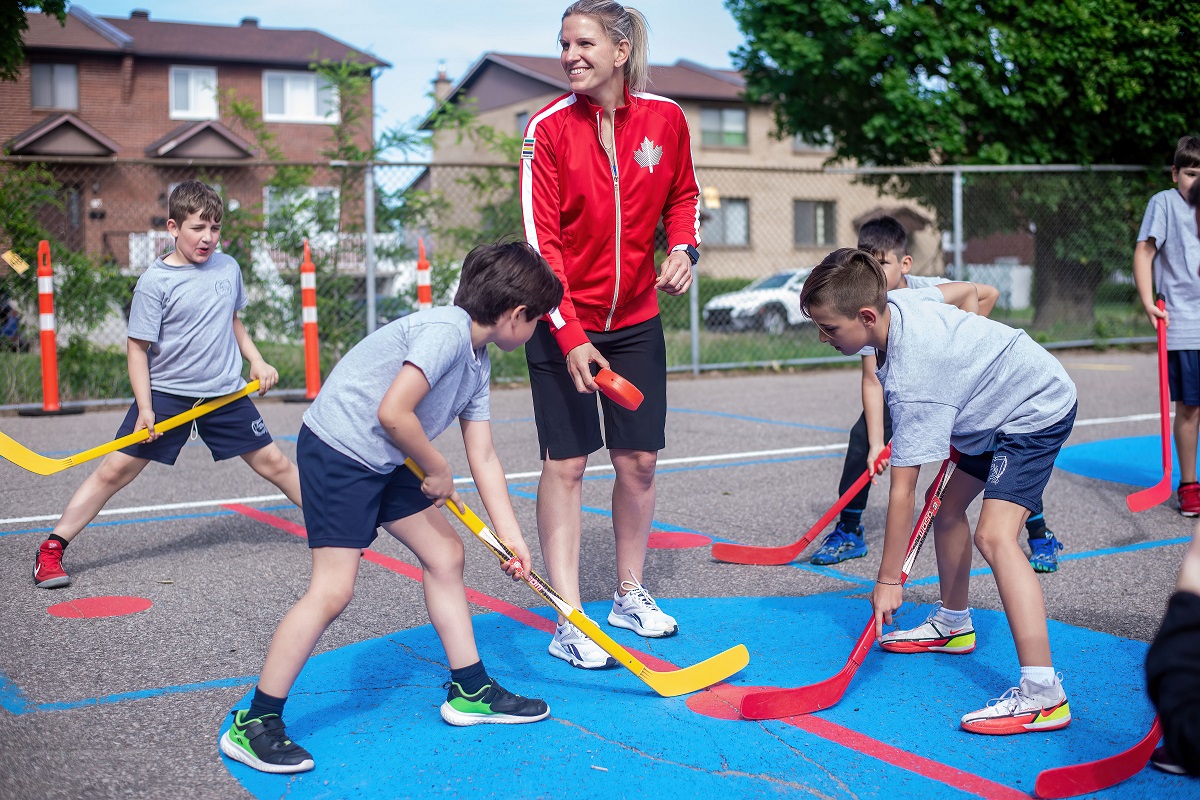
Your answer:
[521,137,536,160]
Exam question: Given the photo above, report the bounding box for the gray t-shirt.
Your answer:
[1138,188,1200,350]
[304,306,491,473]
[857,274,951,357]
[877,288,1077,467]
[127,253,248,396]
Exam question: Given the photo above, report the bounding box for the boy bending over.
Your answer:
[220,242,562,774]
[801,248,1077,734]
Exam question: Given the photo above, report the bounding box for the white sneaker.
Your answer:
[548,621,617,670]
[960,677,1071,735]
[607,573,678,637]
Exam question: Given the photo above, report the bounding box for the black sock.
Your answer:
[48,534,68,550]
[839,509,863,529]
[1025,513,1047,539]
[450,660,489,694]
[248,687,287,721]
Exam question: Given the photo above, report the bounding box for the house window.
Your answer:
[792,130,834,154]
[794,200,837,247]
[170,66,218,120]
[516,111,530,134]
[31,63,78,110]
[263,71,339,124]
[700,107,747,148]
[704,198,749,246]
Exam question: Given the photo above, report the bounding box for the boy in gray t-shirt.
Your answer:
[32,181,300,590]
[221,242,564,775]
[801,248,1077,737]
[1134,135,1200,516]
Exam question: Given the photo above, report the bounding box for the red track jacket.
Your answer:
[520,87,701,356]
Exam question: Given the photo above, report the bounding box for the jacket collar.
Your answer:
[574,84,637,128]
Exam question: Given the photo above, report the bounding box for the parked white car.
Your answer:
[702,268,811,334]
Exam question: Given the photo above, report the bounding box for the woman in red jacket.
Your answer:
[520,0,701,669]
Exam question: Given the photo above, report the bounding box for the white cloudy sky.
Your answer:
[70,1,747,150]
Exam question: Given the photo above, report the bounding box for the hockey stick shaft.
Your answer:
[739,452,958,720]
[0,381,260,476]
[1033,715,1161,798]
[1127,297,1171,512]
[711,445,891,565]
[404,459,749,697]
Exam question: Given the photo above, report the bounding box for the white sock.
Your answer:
[932,606,970,627]
[1020,666,1063,700]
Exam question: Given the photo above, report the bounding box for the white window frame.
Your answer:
[262,70,339,124]
[169,65,219,121]
[794,200,837,247]
[30,63,79,110]
[263,185,340,230]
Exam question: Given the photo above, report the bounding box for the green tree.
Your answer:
[2,2,67,82]
[726,0,1200,327]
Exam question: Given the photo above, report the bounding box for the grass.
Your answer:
[0,300,1156,405]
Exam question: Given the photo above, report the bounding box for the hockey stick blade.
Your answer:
[405,459,750,697]
[1033,716,1161,798]
[0,381,260,476]
[738,454,957,720]
[711,445,891,566]
[1128,299,1170,513]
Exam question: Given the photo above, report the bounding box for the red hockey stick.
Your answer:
[1033,715,1161,798]
[711,445,892,566]
[740,451,959,720]
[1127,297,1171,513]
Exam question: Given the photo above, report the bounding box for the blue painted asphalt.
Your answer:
[1056,434,1185,488]
[220,597,1189,800]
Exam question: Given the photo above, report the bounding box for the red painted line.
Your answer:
[228,503,1026,799]
[47,595,153,619]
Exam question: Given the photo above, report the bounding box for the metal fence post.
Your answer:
[952,167,964,277]
[364,161,377,335]
[689,274,700,375]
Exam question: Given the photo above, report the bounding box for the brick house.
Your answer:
[2,5,388,268]
[424,52,944,279]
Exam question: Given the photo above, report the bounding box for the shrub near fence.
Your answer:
[0,158,1161,405]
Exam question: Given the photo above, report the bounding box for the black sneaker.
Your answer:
[219,710,314,773]
[1151,744,1188,775]
[439,680,550,726]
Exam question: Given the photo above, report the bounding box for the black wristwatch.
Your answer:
[672,243,700,266]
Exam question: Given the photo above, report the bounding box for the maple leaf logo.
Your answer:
[633,137,663,173]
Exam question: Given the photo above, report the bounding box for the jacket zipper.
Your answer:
[597,109,621,331]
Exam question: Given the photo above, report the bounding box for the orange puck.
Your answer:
[594,368,644,411]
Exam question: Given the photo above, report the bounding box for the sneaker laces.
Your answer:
[617,571,660,612]
[985,685,1030,713]
[819,527,852,551]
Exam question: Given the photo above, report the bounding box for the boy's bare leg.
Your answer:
[51,451,151,543]
[974,498,1052,666]
[1175,403,1200,485]
[257,546,361,698]
[242,443,302,507]
[931,470,983,611]
[382,507,478,669]
[536,455,587,616]
[610,448,656,589]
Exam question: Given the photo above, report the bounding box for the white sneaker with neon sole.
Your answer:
[880,606,975,654]
[960,679,1071,735]
[607,574,678,637]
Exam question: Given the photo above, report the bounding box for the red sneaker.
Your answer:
[1180,483,1200,518]
[33,540,70,588]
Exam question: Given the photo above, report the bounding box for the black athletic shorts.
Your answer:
[1168,350,1200,407]
[525,316,667,459]
[115,390,271,465]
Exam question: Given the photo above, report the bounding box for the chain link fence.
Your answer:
[0,157,1164,405]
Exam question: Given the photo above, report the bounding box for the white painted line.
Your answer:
[0,410,1163,527]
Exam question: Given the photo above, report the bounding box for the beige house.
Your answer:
[425,52,942,279]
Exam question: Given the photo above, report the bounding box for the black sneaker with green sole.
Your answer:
[219,710,315,773]
[439,680,550,726]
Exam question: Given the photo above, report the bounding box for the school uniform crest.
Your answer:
[633,137,663,173]
[988,455,1008,484]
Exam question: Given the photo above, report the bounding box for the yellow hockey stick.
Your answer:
[405,458,749,697]
[0,381,260,476]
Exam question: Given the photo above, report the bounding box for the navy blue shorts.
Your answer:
[296,424,432,550]
[525,316,668,459]
[955,402,1077,514]
[115,390,272,465]
[1168,350,1200,407]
